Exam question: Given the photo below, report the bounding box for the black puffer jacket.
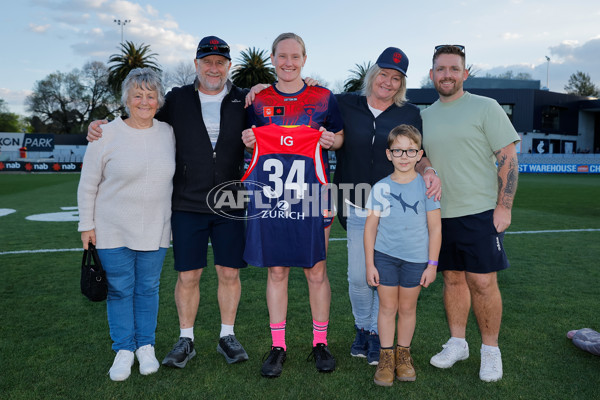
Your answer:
[156,80,248,214]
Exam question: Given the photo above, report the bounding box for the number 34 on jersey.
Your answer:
[242,124,328,203]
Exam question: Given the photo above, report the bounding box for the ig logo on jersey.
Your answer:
[280,136,293,146]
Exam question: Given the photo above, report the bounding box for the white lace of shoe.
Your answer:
[136,344,160,375]
[430,339,469,368]
[109,350,135,381]
[479,348,503,382]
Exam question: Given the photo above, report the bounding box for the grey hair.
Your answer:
[121,68,165,114]
[361,64,407,107]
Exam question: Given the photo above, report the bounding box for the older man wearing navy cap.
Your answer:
[158,35,251,368]
[88,35,250,368]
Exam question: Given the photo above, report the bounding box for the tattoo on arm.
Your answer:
[497,152,519,209]
[495,150,506,194]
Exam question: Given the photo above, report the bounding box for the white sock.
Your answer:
[220,324,235,338]
[180,327,194,341]
[481,344,500,353]
[450,337,467,346]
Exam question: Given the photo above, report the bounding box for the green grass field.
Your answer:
[1,173,599,400]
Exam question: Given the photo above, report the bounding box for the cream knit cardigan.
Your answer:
[77,117,176,250]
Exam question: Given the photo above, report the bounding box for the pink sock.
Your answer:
[313,319,329,347]
[270,320,286,350]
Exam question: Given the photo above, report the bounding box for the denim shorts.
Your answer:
[171,210,247,271]
[374,250,427,288]
[439,209,510,273]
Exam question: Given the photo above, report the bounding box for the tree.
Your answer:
[80,61,120,122]
[163,61,196,90]
[305,73,329,90]
[343,62,372,93]
[231,47,276,89]
[484,70,533,80]
[564,71,599,97]
[25,62,120,134]
[466,64,480,78]
[420,76,434,89]
[0,99,22,132]
[108,41,161,95]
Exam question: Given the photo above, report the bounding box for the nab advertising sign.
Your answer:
[0,161,82,172]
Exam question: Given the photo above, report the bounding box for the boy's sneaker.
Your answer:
[367,332,380,365]
[162,337,196,368]
[430,338,469,368]
[479,347,503,382]
[350,325,368,358]
[109,350,134,381]
[136,344,159,375]
[309,343,336,372]
[260,347,286,378]
[217,335,249,364]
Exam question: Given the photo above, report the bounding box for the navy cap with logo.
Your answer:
[196,36,231,60]
[376,47,409,77]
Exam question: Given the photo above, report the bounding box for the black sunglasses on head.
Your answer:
[434,44,465,53]
[197,44,230,54]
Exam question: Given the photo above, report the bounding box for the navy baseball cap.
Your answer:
[376,47,409,77]
[196,36,231,60]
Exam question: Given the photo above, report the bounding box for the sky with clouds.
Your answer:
[1,0,599,115]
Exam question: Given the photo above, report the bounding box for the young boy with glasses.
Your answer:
[364,124,441,387]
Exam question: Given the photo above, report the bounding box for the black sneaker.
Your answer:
[310,343,336,372]
[217,334,249,364]
[260,347,286,378]
[162,337,196,368]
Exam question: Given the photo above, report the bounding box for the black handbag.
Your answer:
[80,243,108,302]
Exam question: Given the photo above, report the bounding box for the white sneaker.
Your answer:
[430,339,469,368]
[480,347,503,382]
[136,344,160,375]
[109,350,135,381]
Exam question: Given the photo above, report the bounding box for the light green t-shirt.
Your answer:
[421,92,520,218]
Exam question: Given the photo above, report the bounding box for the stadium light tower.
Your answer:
[113,19,131,45]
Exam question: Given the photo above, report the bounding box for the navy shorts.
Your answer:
[439,209,510,274]
[171,210,247,271]
[374,250,427,288]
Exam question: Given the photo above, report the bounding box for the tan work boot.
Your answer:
[373,348,395,387]
[395,345,416,381]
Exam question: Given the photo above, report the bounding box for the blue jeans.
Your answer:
[346,205,379,333]
[97,247,167,352]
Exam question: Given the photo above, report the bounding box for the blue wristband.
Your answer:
[428,260,438,266]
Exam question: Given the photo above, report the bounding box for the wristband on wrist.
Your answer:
[424,166,438,176]
[428,260,438,266]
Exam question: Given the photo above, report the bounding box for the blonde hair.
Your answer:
[271,32,306,56]
[362,64,407,107]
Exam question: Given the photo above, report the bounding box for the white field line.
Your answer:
[1,228,599,256]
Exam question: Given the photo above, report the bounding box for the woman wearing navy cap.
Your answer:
[333,47,441,366]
